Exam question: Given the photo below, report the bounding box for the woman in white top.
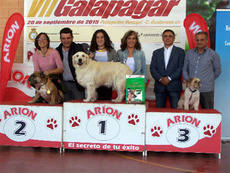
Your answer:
[89,29,118,100]
[117,30,147,80]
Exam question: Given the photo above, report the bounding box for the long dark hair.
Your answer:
[34,32,50,50]
[89,29,113,52]
[120,30,141,51]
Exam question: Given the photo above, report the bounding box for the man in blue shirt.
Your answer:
[183,31,221,109]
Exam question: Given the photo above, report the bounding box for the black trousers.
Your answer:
[200,91,214,109]
[96,86,112,100]
[155,91,180,108]
[63,81,85,102]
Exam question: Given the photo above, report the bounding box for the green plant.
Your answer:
[186,0,221,26]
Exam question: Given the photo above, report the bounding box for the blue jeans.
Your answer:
[155,91,180,108]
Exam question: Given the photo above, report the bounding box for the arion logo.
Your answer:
[3,21,20,63]
[189,22,202,34]
[27,0,181,19]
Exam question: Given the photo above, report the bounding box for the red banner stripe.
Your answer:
[0,133,61,148]
[0,13,24,101]
[184,13,210,49]
[63,142,144,152]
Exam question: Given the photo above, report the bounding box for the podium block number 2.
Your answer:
[4,117,35,142]
[14,121,26,136]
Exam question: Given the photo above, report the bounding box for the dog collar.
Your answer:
[37,82,45,90]
[189,88,197,101]
[189,88,197,93]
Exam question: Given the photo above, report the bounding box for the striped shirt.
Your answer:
[33,49,63,72]
[183,47,221,92]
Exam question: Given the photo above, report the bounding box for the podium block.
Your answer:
[146,108,221,154]
[0,103,62,148]
[63,102,146,152]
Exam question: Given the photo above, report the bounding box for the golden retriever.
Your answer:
[177,78,201,110]
[72,52,132,102]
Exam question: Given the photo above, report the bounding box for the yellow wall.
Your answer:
[0,0,24,63]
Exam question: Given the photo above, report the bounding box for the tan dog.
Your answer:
[177,78,201,110]
[28,72,64,105]
[72,52,132,102]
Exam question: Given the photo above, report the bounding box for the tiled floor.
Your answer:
[0,142,229,173]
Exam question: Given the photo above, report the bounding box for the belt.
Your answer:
[64,80,75,83]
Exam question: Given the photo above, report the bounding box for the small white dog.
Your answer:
[177,78,201,110]
[72,52,132,102]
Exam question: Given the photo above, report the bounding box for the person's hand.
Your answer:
[163,77,170,85]
[43,70,50,75]
[89,52,94,59]
[160,77,170,86]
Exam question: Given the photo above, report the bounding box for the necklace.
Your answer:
[98,47,105,52]
[41,49,48,57]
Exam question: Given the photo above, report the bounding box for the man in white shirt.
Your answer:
[150,29,185,108]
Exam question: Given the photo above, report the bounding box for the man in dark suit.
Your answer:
[56,27,88,101]
[150,29,185,108]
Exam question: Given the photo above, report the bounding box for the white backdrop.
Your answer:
[24,0,186,64]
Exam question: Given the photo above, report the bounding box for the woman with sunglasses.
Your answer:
[33,32,63,75]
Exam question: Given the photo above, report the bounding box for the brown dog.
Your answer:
[177,78,201,110]
[28,72,64,105]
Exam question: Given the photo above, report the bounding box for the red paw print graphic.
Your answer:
[203,125,216,137]
[151,126,163,137]
[47,118,58,130]
[128,114,140,125]
[69,116,81,127]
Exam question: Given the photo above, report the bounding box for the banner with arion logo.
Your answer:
[0,13,24,101]
[184,13,210,49]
